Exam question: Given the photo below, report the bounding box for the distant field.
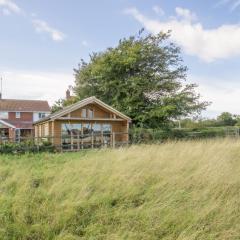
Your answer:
[1,139,240,239]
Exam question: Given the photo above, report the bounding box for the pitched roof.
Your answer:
[34,96,131,124]
[0,99,50,112]
[3,120,34,129]
[0,119,16,129]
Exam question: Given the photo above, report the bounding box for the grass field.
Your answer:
[1,139,240,239]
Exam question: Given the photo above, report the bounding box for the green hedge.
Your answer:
[0,141,56,154]
[129,127,239,143]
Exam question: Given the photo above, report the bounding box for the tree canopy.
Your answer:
[70,31,209,128]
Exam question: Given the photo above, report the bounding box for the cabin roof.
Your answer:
[34,96,131,124]
[0,99,50,112]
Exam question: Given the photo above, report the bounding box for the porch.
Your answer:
[0,120,34,142]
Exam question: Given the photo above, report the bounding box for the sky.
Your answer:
[0,0,240,118]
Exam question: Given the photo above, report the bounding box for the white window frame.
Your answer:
[38,112,46,119]
[16,112,21,118]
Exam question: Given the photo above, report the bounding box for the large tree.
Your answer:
[73,30,209,128]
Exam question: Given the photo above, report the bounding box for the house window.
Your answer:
[38,113,46,119]
[92,124,101,133]
[81,109,87,118]
[88,109,94,118]
[92,124,102,144]
[102,124,111,145]
[0,112,8,119]
[83,123,92,135]
[102,124,111,133]
[16,112,21,118]
[61,123,82,137]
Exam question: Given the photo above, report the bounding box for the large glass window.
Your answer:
[62,123,82,150]
[82,123,92,135]
[62,123,82,136]
[102,124,111,146]
[92,124,101,145]
[61,123,113,149]
[92,124,101,133]
[88,109,94,118]
[81,109,87,118]
[82,123,92,148]
[102,124,111,133]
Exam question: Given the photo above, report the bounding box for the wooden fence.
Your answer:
[0,132,129,152]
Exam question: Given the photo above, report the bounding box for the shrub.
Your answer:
[130,127,239,143]
[0,141,56,154]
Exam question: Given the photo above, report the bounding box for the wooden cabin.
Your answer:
[33,96,131,150]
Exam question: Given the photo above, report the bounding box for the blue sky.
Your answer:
[1,0,240,117]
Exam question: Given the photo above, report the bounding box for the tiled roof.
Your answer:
[0,99,50,112]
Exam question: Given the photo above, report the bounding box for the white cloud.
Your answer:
[32,19,65,42]
[175,7,197,22]
[189,74,240,117]
[1,70,74,105]
[125,7,240,62]
[0,0,22,15]
[0,1,65,42]
[152,5,165,16]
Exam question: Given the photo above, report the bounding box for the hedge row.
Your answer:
[0,141,55,154]
[129,127,239,143]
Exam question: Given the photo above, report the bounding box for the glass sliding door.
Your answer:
[92,123,102,147]
[61,123,82,150]
[82,123,92,148]
[102,124,112,146]
[61,122,113,150]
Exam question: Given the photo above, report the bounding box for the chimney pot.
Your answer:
[66,89,71,100]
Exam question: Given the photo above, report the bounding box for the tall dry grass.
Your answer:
[1,139,240,239]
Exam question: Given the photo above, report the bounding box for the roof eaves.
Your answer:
[33,96,132,124]
[50,97,95,120]
[0,119,16,128]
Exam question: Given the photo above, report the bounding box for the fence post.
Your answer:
[77,133,80,150]
[113,132,115,148]
[70,132,73,150]
[91,132,94,149]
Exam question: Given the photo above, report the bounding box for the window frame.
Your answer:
[16,112,21,119]
[81,109,87,118]
[38,112,46,119]
[88,109,94,119]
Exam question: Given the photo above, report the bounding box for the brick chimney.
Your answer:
[66,89,71,100]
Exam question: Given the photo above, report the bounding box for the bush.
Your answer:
[130,127,239,143]
[0,141,56,154]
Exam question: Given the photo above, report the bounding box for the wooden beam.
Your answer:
[57,117,125,121]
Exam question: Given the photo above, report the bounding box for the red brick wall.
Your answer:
[8,112,33,121]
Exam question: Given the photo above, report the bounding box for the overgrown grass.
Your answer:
[1,139,240,239]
